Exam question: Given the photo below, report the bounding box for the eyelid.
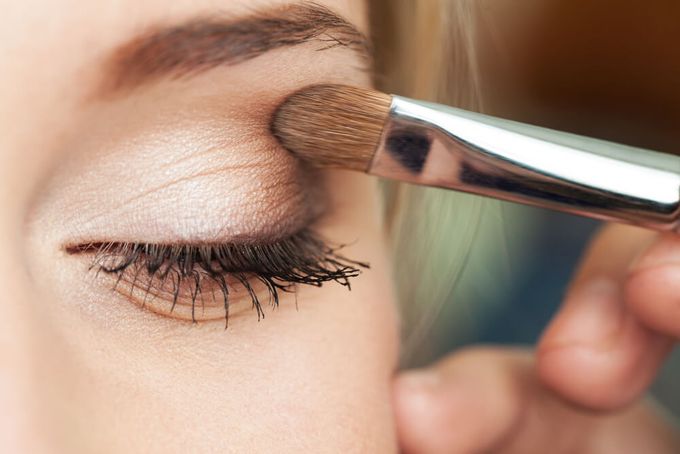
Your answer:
[41,113,326,245]
[67,229,368,326]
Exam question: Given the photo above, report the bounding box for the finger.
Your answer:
[625,233,680,337]
[394,348,530,454]
[394,347,680,454]
[537,224,674,411]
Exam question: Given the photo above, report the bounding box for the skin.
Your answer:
[1,0,398,452]
[2,0,680,453]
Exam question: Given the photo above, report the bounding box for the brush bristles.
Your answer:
[272,84,392,171]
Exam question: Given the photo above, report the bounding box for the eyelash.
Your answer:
[68,230,368,327]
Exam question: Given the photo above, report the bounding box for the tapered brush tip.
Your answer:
[271,84,392,171]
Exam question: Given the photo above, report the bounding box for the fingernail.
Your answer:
[545,278,623,347]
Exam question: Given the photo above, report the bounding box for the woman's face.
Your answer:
[1,0,399,451]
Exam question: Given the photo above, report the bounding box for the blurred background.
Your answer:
[371,0,680,416]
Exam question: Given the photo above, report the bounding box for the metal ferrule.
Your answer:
[369,95,680,231]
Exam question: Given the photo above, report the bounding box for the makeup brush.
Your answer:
[272,84,680,231]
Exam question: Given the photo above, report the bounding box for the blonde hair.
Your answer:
[369,0,501,362]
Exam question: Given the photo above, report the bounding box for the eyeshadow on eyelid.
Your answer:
[61,162,326,244]
[34,109,327,245]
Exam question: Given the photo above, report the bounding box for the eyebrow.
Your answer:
[100,2,371,95]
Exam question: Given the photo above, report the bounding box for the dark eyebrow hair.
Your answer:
[100,2,371,95]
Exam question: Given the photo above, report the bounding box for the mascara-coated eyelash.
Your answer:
[67,230,368,327]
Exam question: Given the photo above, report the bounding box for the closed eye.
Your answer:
[66,229,368,327]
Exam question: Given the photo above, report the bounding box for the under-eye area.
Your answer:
[66,229,368,327]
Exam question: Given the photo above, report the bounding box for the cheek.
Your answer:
[115,269,398,452]
[222,255,400,452]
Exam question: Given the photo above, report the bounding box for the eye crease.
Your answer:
[66,229,368,327]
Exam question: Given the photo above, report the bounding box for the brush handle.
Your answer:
[369,96,680,231]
